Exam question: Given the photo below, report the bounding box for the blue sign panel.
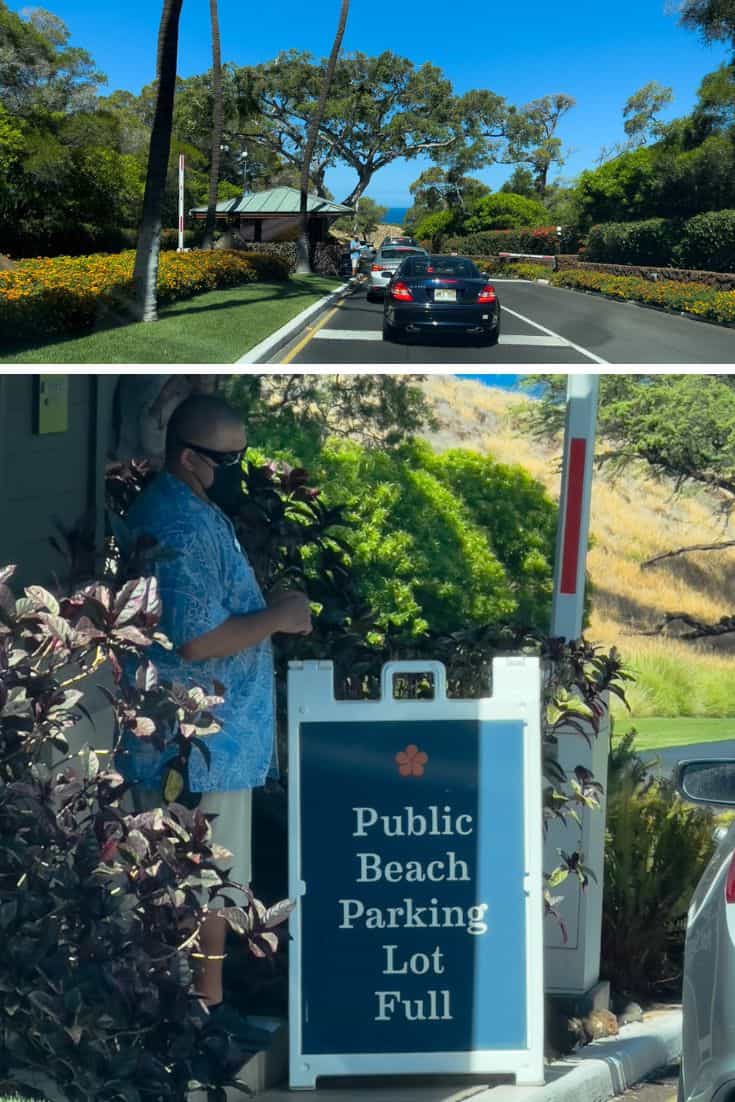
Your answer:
[298,717,528,1056]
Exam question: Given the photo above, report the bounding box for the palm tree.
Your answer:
[132,0,185,323]
[295,0,350,275]
[202,0,223,250]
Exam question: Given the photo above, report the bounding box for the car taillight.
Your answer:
[726,852,735,903]
[390,281,413,302]
[477,284,497,303]
[371,264,384,272]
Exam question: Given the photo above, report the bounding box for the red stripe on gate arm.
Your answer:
[560,437,586,594]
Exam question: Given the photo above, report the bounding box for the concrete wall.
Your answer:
[0,374,118,587]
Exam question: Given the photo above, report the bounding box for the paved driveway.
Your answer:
[273,279,735,364]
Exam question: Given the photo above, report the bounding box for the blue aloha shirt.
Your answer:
[120,472,274,793]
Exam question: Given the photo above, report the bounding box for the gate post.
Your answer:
[544,374,610,1008]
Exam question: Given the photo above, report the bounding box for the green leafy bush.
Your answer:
[585,218,679,266]
[672,209,735,273]
[412,209,459,248]
[308,439,557,639]
[551,267,735,324]
[463,193,550,232]
[601,730,716,996]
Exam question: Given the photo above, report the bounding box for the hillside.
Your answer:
[421,376,735,718]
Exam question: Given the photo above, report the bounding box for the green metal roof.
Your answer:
[190,186,353,217]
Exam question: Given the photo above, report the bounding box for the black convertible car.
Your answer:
[382,255,500,344]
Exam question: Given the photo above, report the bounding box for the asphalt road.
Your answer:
[272,279,735,364]
[610,1063,679,1102]
[649,739,735,777]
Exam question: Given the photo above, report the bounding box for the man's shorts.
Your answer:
[134,787,253,911]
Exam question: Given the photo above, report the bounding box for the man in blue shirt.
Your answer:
[123,394,311,1009]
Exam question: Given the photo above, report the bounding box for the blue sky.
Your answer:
[20,0,731,206]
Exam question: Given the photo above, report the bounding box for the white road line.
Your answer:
[500,334,567,346]
[315,329,383,341]
[500,305,608,364]
[314,328,569,348]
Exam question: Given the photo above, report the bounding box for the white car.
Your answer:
[677,758,735,1102]
[366,244,427,301]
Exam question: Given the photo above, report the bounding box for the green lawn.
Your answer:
[627,716,735,751]
[0,276,340,364]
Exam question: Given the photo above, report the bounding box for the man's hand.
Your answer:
[269,590,313,635]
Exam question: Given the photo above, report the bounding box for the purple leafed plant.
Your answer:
[0,563,291,1102]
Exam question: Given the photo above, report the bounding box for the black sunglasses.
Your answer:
[178,439,246,467]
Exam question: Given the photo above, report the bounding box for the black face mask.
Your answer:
[207,463,244,511]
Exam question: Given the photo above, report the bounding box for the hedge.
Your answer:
[551,268,735,325]
[445,226,580,256]
[0,249,291,342]
[672,210,735,274]
[585,219,679,267]
[585,210,735,273]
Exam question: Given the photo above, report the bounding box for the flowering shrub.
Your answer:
[551,268,735,325]
[445,226,580,256]
[0,249,291,341]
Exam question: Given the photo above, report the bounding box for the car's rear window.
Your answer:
[402,257,479,278]
[379,248,425,259]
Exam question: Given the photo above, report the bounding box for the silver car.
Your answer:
[677,759,735,1102]
[367,244,427,301]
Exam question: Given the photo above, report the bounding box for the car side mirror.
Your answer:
[677,759,735,806]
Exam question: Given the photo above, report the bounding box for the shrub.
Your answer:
[551,268,735,325]
[411,209,459,248]
[585,219,680,266]
[0,563,289,1102]
[0,249,291,342]
[463,193,550,232]
[601,730,716,996]
[672,209,735,274]
[445,226,579,257]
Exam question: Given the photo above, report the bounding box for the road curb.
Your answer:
[236,281,353,364]
[476,1008,682,1102]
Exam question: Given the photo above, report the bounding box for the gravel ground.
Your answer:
[610,1063,679,1102]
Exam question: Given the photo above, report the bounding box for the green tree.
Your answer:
[518,374,735,636]
[223,374,437,468]
[500,166,536,198]
[575,146,659,226]
[0,0,105,117]
[677,0,735,49]
[333,195,387,237]
[623,81,674,146]
[505,94,576,197]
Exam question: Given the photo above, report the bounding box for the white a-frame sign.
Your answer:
[287,657,545,1090]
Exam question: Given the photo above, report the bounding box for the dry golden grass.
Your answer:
[422,376,735,715]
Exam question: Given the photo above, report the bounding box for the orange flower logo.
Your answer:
[395,744,428,777]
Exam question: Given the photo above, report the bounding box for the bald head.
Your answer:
[166,394,244,460]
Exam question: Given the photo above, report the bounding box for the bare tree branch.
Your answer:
[638,611,735,641]
[642,539,735,568]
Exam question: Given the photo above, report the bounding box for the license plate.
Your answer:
[434,289,456,302]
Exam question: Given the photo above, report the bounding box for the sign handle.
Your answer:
[380,660,447,702]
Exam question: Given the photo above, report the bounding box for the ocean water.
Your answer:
[382,206,409,225]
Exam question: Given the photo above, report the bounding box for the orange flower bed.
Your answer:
[0,249,290,341]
